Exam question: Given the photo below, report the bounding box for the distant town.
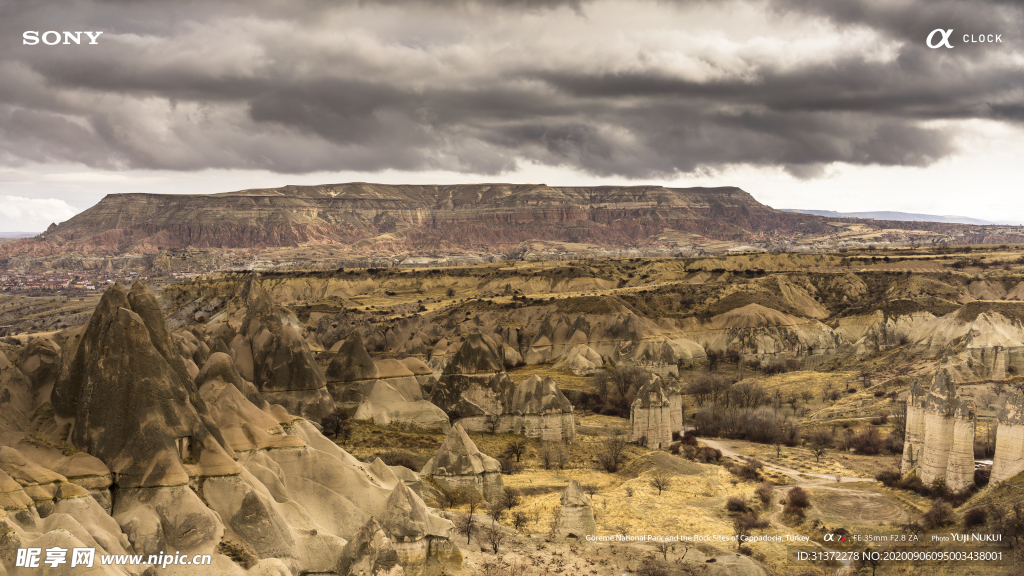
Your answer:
[0,270,217,293]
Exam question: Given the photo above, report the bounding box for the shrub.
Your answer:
[498,457,523,475]
[733,459,764,481]
[846,427,882,455]
[595,433,629,472]
[375,450,421,471]
[786,487,810,510]
[974,468,990,487]
[923,501,955,529]
[755,482,774,507]
[726,496,749,513]
[875,470,900,487]
[694,446,721,463]
[963,507,987,529]
[870,413,889,425]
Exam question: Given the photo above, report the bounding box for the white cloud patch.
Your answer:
[0,196,80,232]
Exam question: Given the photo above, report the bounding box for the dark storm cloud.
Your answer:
[0,0,1021,178]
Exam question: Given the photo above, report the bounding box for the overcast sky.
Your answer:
[1,0,1022,231]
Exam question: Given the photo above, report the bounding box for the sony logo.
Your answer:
[23,31,104,45]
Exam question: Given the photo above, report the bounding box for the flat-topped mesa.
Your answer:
[233,287,334,421]
[52,282,238,488]
[327,332,449,430]
[420,423,504,503]
[25,181,790,253]
[555,480,597,539]
[900,369,976,491]
[629,376,683,449]
[991,391,1024,484]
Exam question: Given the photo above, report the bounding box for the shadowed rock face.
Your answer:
[431,333,515,421]
[900,368,975,491]
[18,337,61,403]
[327,332,449,430]
[52,282,238,488]
[238,289,334,420]
[629,377,683,449]
[992,392,1024,484]
[326,331,379,387]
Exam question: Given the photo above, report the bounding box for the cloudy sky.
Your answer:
[1,0,1022,232]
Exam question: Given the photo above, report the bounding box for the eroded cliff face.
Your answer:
[901,369,976,492]
[629,377,683,449]
[12,184,821,257]
[1,282,463,576]
[992,392,1024,484]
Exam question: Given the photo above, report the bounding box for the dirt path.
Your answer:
[696,437,877,485]
[697,437,879,574]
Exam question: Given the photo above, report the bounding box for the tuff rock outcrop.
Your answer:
[629,377,683,449]
[555,480,596,539]
[900,369,976,491]
[327,332,449,430]
[991,391,1024,484]
[499,376,576,441]
[429,334,516,426]
[421,423,504,503]
[1,282,463,576]
[232,288,334,420]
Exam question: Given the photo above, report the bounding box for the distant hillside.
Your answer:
[1,183,1022,264]
[781,209,1017,226]
[4,183,829,255]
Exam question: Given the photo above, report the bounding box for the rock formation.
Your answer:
[327,332,449,430]
[232,288,334,420]
[991,391,1024,484]
[338,518,405,576]
[555,480,597,538]
[629,377,683,449]
[2,282,462,575]
[23,184,827,256]
[421,423,504,503]
[499,375,576,441]
[378,481,462,575]
[553,344,603,376]
[900,369,976,491]
[429,333,516,425]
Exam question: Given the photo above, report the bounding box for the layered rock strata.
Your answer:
[900,369,976,491]
[991,392,1024,484]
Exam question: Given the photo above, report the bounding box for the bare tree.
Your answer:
[650,472,671,496]
[595,432,629,473]
[812,446,827,463]
[511,510,530,532]
[583,484,598,499]
[484,521,507,554]
[503,439,527,463]
[653,541,673,560]
[456,514,475,544]
[498,487,523,513]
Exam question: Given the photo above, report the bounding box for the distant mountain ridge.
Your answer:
[11,183,829,255]
[2,183,1023,263]
[781,209,1019,226]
